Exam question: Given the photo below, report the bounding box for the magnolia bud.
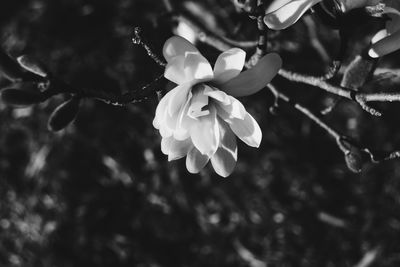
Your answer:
[341,55,376,90]
[269,105,279,115]
[340,138,370,172]
[344,150,365,173]
[48,97,81,131]
[1,88,44,106]
[17,55,49,78]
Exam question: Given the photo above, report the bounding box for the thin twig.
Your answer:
[268,83,341,141]
[278,69,400,116]
[245,2,267,68]
[220,36,258,49]
[303,16,330,64]
[162,0,174,12]
[52,74,165,106]
[278,69,352,98]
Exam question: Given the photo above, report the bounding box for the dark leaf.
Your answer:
[1,88,44,107]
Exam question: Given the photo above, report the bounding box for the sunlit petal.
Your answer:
[264,0,322,30]
[369,29,400,58]
[213,48,246,84]
[167,82,192,117]
[153,88,171,129]
[159,124,173,138]
[215,96,246,120]
[184,52,214,81]
[371,29,388,44]
[203,86,230,104]
[219,53,282,97]
[186,146,210,173]
[266,0,292,13]
[161,137,192,161]
[228,112,262,147]
[189,106,219,156]
[163,36,199,62]
[164,38,213,83]
[164,56,188,84]
[211,119,237,177]
[174,92,193,140]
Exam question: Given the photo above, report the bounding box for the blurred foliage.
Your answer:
[1,0,400,266]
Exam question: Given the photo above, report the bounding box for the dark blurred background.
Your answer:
[1,0,400,266]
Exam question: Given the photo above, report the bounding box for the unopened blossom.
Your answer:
[264,0,381,30]
[369,1,400,58]
[153,36,282,177]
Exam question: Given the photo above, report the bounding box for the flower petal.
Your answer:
[164,38,213,84]
[204,87,246,120]
[161,137,191,161]
[371,29,388,44]
[189,106,219,157]
[203,86,231,104]
[154,83,191,138]
[219,53,282,97]
[213,48,246,84]
[167,82,191,117]
[174,91,193,140]
[164,56,189,84]
[228,112,262,148]
[213,97,246,121]
[266,0,292,13]
[163,36,198,63]
[211,119,237,177]
[369,29,400,58]
[264,0,322,30]
[184,52,214,81]
[186,146,210,174]
[153,88,171,130]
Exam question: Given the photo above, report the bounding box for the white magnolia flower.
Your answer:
[264,0,381,30]
[153,36,282,177]
[369,1,400,58]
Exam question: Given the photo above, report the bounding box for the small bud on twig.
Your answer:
[344,149,366,173]
[338,138,370,172]
[17,55,49,78]
[48,97,81,131]
[341,55,377,90]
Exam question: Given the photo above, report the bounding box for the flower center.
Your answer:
[187,83,212,119]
